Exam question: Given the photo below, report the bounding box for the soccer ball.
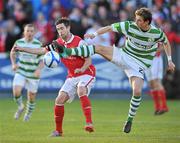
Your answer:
[43,51,60,68]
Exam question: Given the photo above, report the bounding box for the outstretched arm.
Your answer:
[84,25,112,39]
[14,46,46,55]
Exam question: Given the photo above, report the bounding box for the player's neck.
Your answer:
[63,33,72,42]
[140,25,151,32]
[24,37,33,42]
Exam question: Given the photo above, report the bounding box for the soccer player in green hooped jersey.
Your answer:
[52,7,175,133]
[10,24,44,122]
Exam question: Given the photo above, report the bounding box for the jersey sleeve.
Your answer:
[111,21,129,35]
[158,30,168,44]
[78,39,87,46]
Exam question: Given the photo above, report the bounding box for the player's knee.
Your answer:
[77,86,87,97]
[28,92,36,101]
[55,92,69,104]
[133,88,142,96]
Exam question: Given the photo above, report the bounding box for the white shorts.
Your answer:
[59,74,95,103]
[13,73,40,93]
[145,56,163,81]
[111,47,145,79]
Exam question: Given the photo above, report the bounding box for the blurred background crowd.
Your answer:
[0,0,180,98]
[0,0,179,52]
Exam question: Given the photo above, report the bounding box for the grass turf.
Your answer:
[0,98,180,143]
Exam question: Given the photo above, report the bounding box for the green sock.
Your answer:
[25,100,35,116]
[127,96,142,122]
[64,45,95,57]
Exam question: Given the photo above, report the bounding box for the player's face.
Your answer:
[24,27,34,41]
[56,23,70,40]
[135,15,149,30]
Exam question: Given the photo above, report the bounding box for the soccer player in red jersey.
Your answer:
[145,44,168,115]
[13,18,96,137]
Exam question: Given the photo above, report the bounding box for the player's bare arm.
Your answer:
[14,46,46,55]
[74,57,92,74]
[163,41,175,72]
[84,25,112,39]
[10,45,18,71]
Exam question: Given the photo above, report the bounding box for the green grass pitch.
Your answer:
[0,98,180,143]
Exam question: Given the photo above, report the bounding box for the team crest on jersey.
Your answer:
[148,38,154,42]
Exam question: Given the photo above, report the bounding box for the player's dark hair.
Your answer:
[55,17,71,27]
[135,7,152,24]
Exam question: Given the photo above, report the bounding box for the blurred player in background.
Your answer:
[53,7,175,133]
[146,43,168,115]
[10,24,43,121]
[14,18,96,137]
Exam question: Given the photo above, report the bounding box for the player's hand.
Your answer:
[34,69,41,78]
[12,64,18,71]
[49,40,64,53]
[74,68,86,74]
[84,33,96,39]
[167,61,175,72]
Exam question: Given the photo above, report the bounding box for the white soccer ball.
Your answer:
[43,51,60,68]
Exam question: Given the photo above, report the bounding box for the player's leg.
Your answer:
[149,80,161,115]
[23,91,36,121]
[145,62,161,115]
[13,74,25,120]
[123,76,143,133]
[50,78,75,137]
[23,79,39,121]
[77,75,96,133]
[155,80,168,114]
[63,44,114,60]
[148,56,168,115]
[50,91,69,137]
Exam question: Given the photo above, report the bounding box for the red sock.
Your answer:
[54,105,64,133]
[80,95,92,124]
[158,90,168,110]
[150,90,160,111]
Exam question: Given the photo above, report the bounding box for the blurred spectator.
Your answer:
[0,26,6,53]
[97,6,110,26]
[5,19,21,52]
[0,12,6,52]
[74,0,86,10]
[50,0,68,21]
[85,3,97,20]
[19,0,33,22]
[96,0,110,10]
[14,1,30,31]
[34,12,54,45]
[162,20,180,44]
[0,0,4,12]
[170,5,180,32]
[37,0,52,20]
[4,0,16,19]
[124,1,136,20]
[109,2,120,22]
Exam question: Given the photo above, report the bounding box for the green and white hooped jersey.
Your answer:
[111,21,168,69]
[15,38,42,79]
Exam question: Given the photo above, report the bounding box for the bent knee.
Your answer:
[133,88,142,96]
[77,86,87,97]
[55,91,69,105]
